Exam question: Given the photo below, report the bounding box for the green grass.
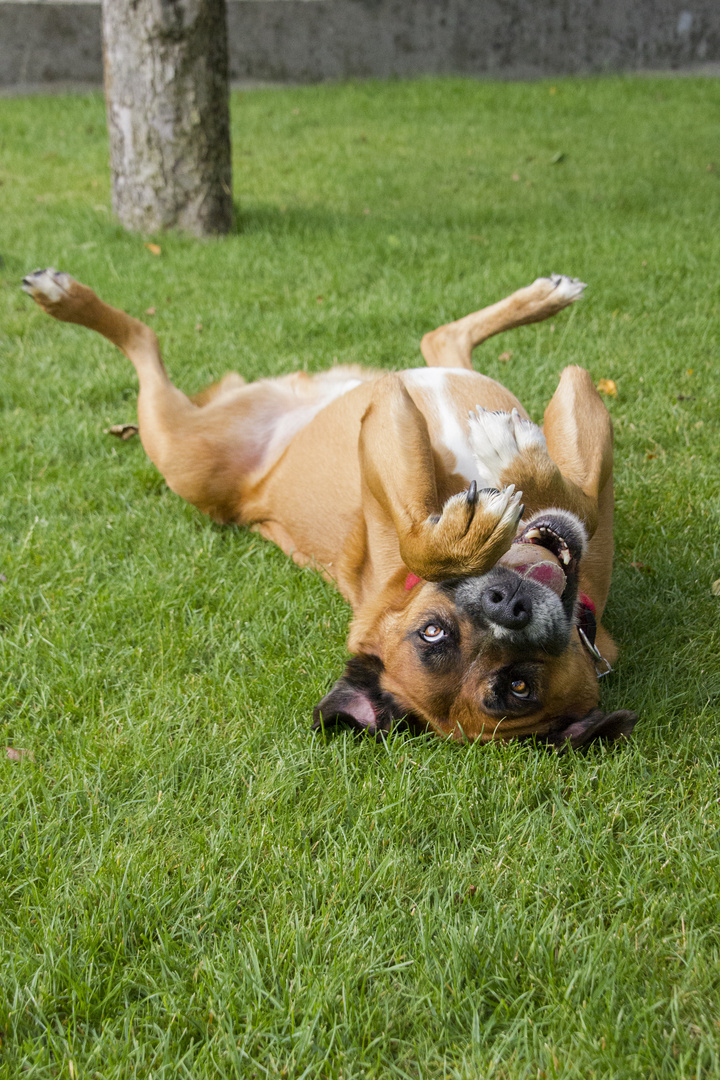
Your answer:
[1,75,720,1078]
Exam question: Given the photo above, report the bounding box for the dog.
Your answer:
[22,268,636,749]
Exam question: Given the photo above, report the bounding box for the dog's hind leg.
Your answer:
[420,275,586,369]
[22,269,256,521]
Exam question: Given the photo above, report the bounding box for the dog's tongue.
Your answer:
[518,560,566,595]
[498,543,566,597]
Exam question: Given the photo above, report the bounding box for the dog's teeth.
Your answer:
[525,528,541,539]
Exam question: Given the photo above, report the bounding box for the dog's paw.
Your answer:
[548,274,586,302]
[533,274,587,306]
[404,483,524,580]
[22,268,73,303]
[468,407,546,489]
[21,268,88,322]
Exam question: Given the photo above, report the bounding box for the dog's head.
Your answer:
[313,509,636,749]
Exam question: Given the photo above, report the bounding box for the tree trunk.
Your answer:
[101,0,233,237]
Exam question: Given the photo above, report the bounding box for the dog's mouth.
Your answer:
[499,511,586,599]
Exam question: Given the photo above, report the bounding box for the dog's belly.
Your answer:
[245,367,528,575]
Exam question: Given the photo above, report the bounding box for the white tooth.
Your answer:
[526,528,541,539]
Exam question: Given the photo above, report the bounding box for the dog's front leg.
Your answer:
[358,375,523,583]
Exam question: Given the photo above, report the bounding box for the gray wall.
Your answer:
[1,0,718,89]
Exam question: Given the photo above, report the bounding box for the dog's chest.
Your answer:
[401,368,498,486]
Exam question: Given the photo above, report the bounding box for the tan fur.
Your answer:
[24,270,617,743]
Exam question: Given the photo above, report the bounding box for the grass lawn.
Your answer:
[1,75,720,1078]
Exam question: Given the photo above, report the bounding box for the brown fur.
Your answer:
[22,269,636,748]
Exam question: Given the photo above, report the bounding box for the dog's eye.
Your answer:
[419,624,446,643]
[510,679,530,698]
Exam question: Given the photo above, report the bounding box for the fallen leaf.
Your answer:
[316,296,324,303]
[6,747,34,762]
[195,322,203,332]
[686,368,694,376]
[498,351,512,363]
[712,579,720,597]
[144,306,156,316]
[511,173,520,181]
[642,260,648,267]
[630,562,653,573]
[145,243,162,256]
[106,423,139,441]
[596,378,617,397]
[707,163,716,173]
[646,452,657,460]
[363,208,370,215]
[549,86,557,95]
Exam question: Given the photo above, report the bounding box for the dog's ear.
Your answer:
[542,709,638,752]
[312,655,405,737]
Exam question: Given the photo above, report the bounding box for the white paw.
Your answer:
[544,274,586,302]
[21,268,74,304]
[478,483,525,533]
[468,407,546,488]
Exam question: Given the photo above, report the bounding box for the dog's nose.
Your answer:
[480,580,533,629]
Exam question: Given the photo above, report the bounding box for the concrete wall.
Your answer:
[1,0,718,89]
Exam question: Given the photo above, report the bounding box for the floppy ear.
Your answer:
[542,709,638,752]
[312,655,408,738]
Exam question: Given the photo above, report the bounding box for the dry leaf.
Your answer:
[597,378,617,397]
[712,579,720,597]
[511,173,520,181]
[195,322,203,332]
[145,243,162,256]
[498,351,512,363]
[630,561,653,573]
[549,86,557,95]
[106,423,139,441]
[144,306,156,316]
[316,296,324,304]
[6,747,34,762]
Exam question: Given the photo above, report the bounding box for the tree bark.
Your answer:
[101,0,233,237]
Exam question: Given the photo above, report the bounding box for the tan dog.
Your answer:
[23,269,636,749]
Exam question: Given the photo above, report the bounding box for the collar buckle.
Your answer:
[578,626,613,678]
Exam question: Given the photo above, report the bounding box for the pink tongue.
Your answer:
[513,560,566,597]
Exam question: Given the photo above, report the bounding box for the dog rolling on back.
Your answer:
[23,269,636,749]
